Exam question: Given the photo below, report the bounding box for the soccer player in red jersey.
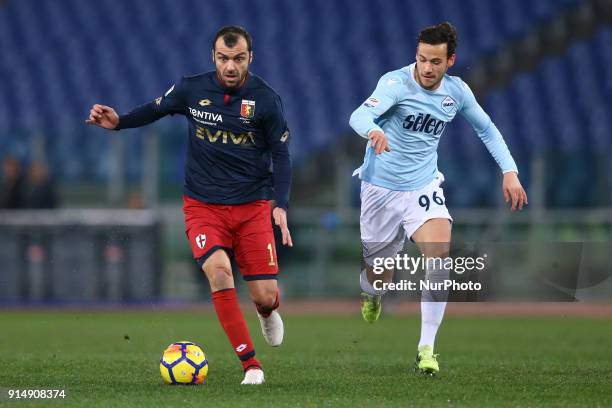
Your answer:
[86,26,292,385]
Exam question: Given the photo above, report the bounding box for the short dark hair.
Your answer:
[213,26,252,52]
[417,22,458,58]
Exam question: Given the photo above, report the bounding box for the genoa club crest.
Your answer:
[240,99,255,118]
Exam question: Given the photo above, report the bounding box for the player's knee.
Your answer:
[251,286,278,310]
[204,264,233,289]
[256,294,277,311]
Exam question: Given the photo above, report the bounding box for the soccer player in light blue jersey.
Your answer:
[349,22,528,375]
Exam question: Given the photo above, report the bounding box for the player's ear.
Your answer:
[248,51,253,64]
[211,49,215,63]
[447,53,456,68]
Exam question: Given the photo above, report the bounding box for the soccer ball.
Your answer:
[159,341,208,385]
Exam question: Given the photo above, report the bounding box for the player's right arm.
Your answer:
[349,73,401,154]
[86,104,120,129]
[85,80,186,130]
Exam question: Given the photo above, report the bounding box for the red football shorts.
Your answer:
[183,195,279,281]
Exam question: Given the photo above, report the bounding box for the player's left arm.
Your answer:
[264,94,293,246]
[458,81,528,211]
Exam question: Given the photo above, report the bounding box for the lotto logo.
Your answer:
[195,234,206,250]
[235,344,247,353]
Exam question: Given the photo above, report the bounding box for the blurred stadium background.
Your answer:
[1,0,611,304]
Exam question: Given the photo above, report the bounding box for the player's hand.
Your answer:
[502,171,528,211]
[85,104,119,129]
[368,130,391,155]
[272,207,293,247]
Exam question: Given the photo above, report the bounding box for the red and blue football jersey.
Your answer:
[116,71,291,209]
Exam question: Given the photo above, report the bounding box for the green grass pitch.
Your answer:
[0,311,610,407]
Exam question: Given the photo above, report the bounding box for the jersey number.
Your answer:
[267,243,275,266]
[418,191,444,211]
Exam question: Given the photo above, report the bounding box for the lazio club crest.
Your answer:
[441,96,456,113]
[240,99,255,118]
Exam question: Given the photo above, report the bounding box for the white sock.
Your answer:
[360,269,386,296]
[418,268,449,350]
[418,301,447,350]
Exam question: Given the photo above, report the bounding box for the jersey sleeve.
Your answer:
[349,73,403,138]
[153,78,188,116]
[116,78,187,130]
[458,80,518,174]
[263,94,292,210]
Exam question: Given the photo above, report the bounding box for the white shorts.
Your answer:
[360,172,452,265]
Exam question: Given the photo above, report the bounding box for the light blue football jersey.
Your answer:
[349,63,518,191]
